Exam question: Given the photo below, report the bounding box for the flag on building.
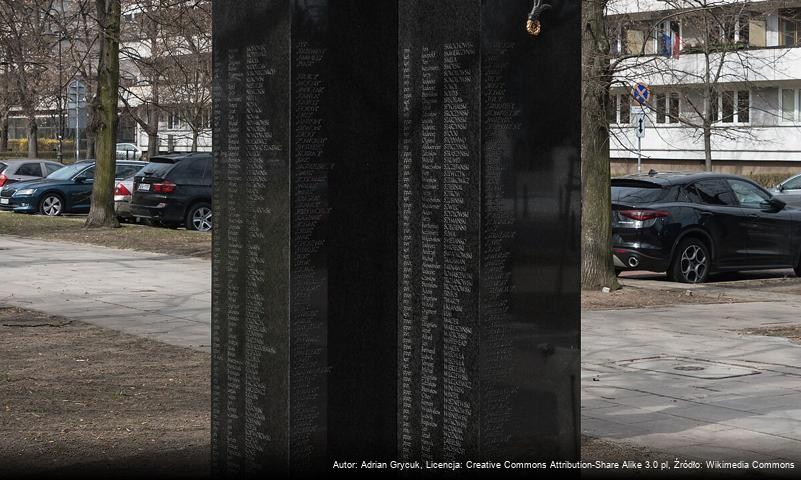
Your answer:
[659,33,672,57]
[671,23,681,59]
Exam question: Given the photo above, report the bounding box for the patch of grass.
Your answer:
[0,212,211,258]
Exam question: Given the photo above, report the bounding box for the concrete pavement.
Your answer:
[4,235,801,462]
[0,236,210,350]
[583,281,801,462]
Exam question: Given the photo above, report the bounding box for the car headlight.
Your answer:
[15,189,36,196]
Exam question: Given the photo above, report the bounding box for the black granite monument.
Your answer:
[213,0,580,475]
[212,0,399,475]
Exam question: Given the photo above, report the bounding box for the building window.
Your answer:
[620,95,630,124]
[609,94,631,124]
[712,90,749,124]
[721,91,735,123]
[749,16,767,47]
[655,93,680,124]
[781,89,799,122]
[655,20,680,56]
[780,9,801,47]
[622,22,656,55]
[167,112,180,130]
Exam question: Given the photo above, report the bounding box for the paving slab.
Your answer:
[0,236,210,351]
[584,291,801,463]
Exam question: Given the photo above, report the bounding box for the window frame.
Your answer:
[654,92,681,125]
[686,179,738,207]
[17,162,45,177]
[711,90,750,125]
[725,178,773,209]
[610,93,631,125]
[779,88,799,123]
[779,9,801,47]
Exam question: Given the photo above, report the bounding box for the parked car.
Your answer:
[612,172,801,283]
[130,153,212,231]
[116,143,142,160]
[0,159,64,194]
[771,173,801,207]
[114,176,136,222]
[0,160,147,216]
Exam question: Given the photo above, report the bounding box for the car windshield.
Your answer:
[0,162,7,173]
[612,181,669,204]
[47,163,90,180]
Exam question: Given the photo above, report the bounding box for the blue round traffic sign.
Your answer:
[631,83,651,105]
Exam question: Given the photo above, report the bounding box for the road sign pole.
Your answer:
[637,135,642,174]
[631,82,650,175]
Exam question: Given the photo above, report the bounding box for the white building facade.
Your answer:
[608,0,801,174]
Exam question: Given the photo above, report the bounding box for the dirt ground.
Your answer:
[0,306,210,478]
[740,325,801,345]
[581,285,742,311]
[0,212,211,258]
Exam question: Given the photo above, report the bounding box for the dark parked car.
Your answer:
[0,160,147,216]
[612,172,801,283]
[130,153,212,231]
[0,159,64,194]
[771,173,801,207]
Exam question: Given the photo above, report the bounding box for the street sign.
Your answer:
[631,82,651,105]
[631,104,647,174]
[634,112,646,138]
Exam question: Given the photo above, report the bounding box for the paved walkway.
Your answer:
[4,236,801,461]
[583,284,801,462]
[0,236,210,351]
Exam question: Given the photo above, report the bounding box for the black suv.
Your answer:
[612,172,801,283]
[130,153,212,231]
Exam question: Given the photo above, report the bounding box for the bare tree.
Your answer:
[62,0,100,160]
[0,0,59,158]
[85,0,120,228]
[608,0,789,170]
[0,60,13,152]
[119,0,169,158]
[158,0,211,152]
[118,0,211,154]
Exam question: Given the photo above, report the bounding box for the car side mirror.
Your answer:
[74,176,93,184]
[766,197,786,211]
[778,184,785,192]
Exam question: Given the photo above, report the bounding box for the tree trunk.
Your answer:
[27,115,38,159]
[0,112,8,153]
[86,103,97,160]
[703,83,713,172]
[191,129,198,152]
[85,0,121,229]
[146,96,160,158]
[147,130,159,158]
[581,0,619,291]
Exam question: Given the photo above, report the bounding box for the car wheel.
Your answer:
[186,203,212,232]
[39,193,64,217]
[669,239,710,284]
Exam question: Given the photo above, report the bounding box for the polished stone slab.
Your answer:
[212,0,580,474]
